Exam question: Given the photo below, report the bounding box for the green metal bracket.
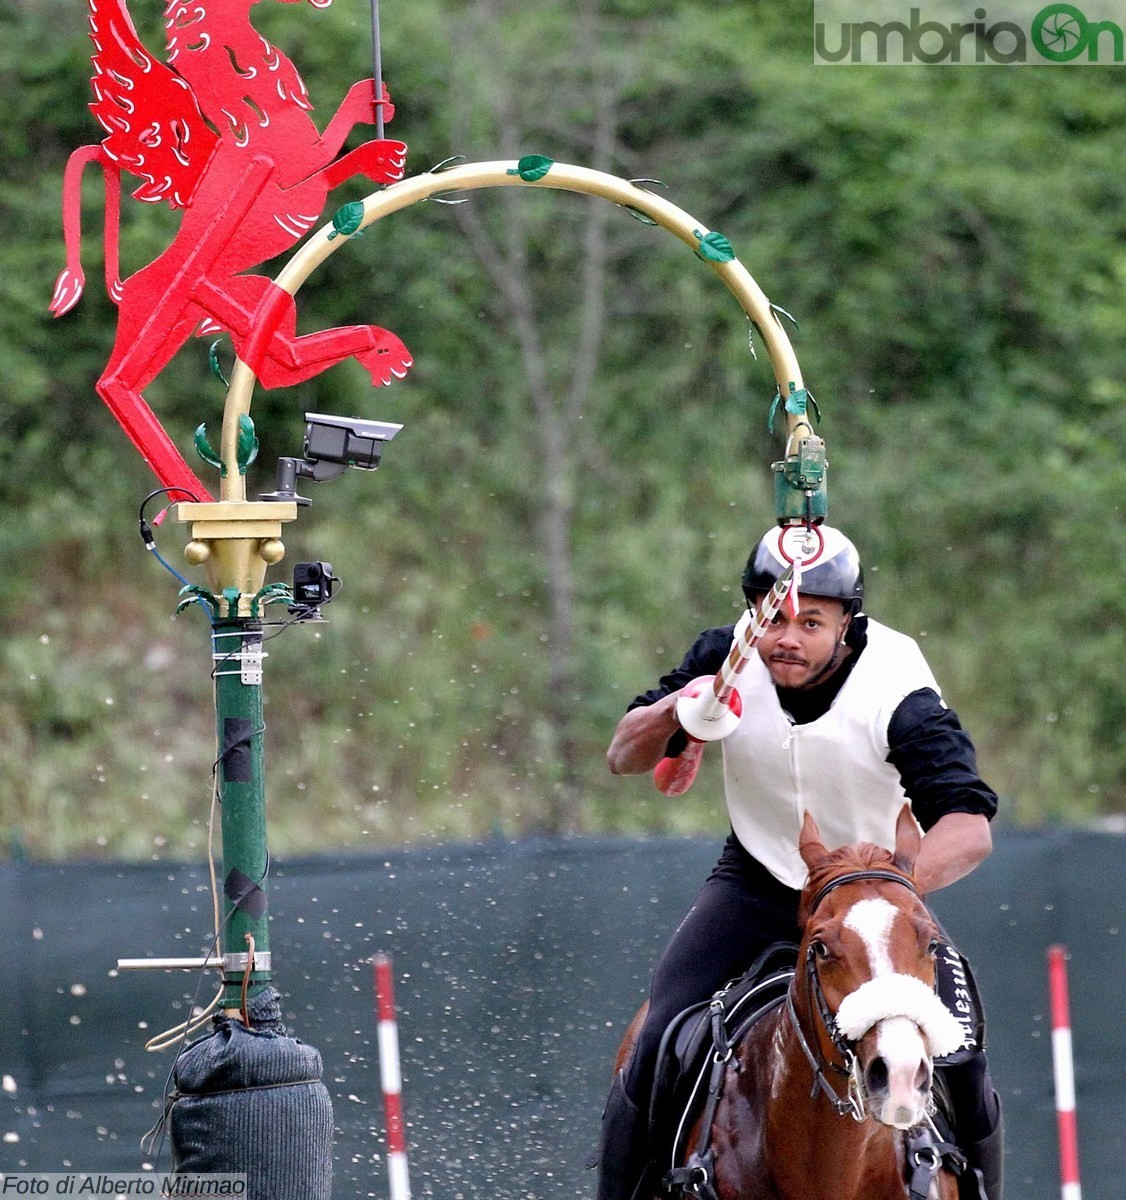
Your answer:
[176,584,220,620]
[250,582,293,620]
[773,435,828,522]
[194,423,225,476]
[506,153,554,182]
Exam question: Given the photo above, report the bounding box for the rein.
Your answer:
[786,987,866,1120]
[790,867,921,1122]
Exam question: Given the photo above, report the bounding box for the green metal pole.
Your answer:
[212,616,272,1009]
[175,497,295,1011]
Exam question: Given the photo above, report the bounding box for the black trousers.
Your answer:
[622,832,997,1146]
[624,832,801,1101]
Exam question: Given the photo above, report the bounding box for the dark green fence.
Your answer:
[2,832,1122,1197]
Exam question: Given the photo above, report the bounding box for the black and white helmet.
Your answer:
[741,524,864,612]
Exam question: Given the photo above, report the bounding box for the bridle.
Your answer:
[663,866,945,1200]
[786,868,921,1121]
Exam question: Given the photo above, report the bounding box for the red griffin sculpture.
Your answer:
[50,0,412,499]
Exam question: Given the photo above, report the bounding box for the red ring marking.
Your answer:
[776,524,825,568]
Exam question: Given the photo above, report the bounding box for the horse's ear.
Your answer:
[799,811,830,870]
[891,804,921,876]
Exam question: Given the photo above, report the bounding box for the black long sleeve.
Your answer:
[886,688,999,830]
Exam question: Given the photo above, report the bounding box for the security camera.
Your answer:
[260,413,403,505]
[303,413,403,472]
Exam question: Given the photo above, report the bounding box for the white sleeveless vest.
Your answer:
[721,620,940,890]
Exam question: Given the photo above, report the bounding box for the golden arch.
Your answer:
[216,159,812,503]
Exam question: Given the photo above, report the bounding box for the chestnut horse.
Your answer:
[615,808,966,1200]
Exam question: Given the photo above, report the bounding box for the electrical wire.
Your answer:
[143,776,226,1054]
[149,543,196,591]
[140,771,232,1166]
[139,486,202,517]
[138,487,215,624]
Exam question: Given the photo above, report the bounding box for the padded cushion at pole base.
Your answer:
[169,987,333,1200]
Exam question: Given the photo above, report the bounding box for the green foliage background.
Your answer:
[0,0,1122,860]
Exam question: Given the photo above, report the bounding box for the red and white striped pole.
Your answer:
[374,954,411,1200]
[1047,944,1081,1200]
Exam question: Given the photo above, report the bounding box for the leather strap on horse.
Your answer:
[661,996,731,1200]
[785,987,863,1119]
[905,1123,967,1200]
[807,868,917,917]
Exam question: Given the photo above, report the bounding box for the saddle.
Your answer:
[648,943,798,1159]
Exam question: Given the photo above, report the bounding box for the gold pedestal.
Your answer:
[174,501,298,614]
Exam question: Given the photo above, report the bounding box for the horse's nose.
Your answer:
[864,1053,932,1097]
[915,1059,933,1094]
[864,1055,889,1097]
[866,1018,933,1128]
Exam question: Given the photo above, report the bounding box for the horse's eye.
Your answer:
[811,939,830,960]
[927,939,940,957]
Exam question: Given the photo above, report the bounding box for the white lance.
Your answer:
[653,563,794,796]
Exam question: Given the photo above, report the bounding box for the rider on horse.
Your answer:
[595,525,1004,1200]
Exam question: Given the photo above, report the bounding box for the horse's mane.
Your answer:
[798,841,911,926]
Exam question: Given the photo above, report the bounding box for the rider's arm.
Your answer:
[606,626,733,776]
[886,688,998,893]
[607,694,686,775]
[912,810,992,894]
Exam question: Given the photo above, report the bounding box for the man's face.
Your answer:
[754,595,851,689]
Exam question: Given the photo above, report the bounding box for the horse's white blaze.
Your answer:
[843,897,897,977]
[836,893,964,1127]
[874,1016,930,1128]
